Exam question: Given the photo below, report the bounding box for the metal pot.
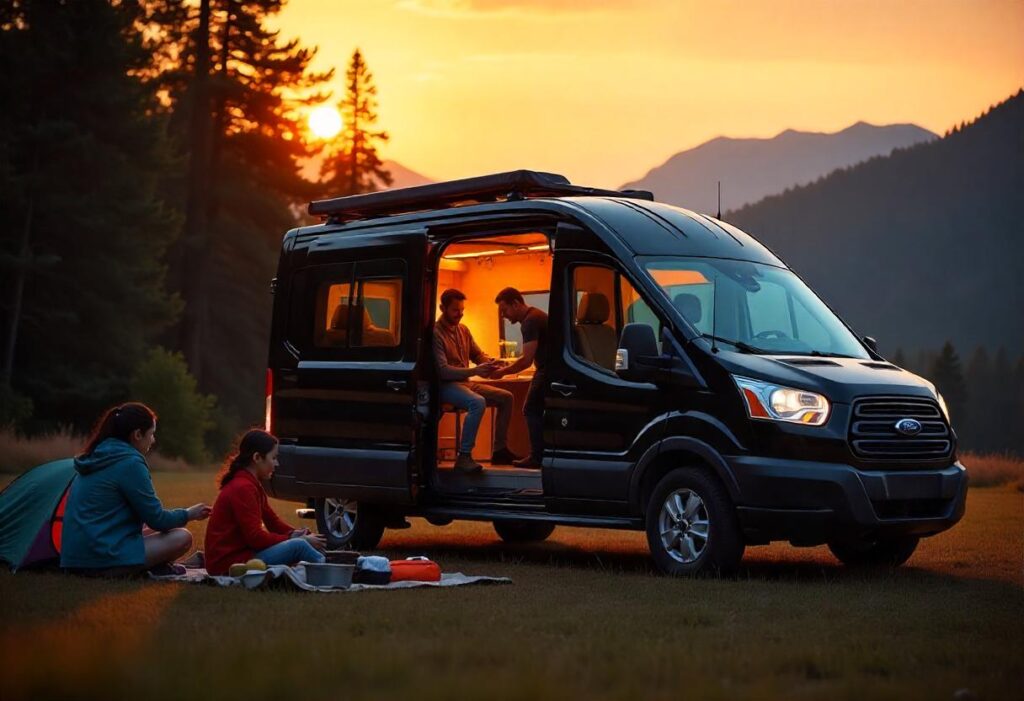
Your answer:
[303,562,355,589]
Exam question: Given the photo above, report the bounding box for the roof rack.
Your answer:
[308,169,653,222]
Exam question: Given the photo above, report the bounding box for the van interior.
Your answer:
[431,231,551,499]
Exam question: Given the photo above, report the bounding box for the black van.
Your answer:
[265,170,966,575]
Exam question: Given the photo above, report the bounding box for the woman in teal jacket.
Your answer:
[61,403,211,576]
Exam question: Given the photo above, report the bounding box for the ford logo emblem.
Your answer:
[895,418,923,436]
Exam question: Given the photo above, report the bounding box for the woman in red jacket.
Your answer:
[205,430,326,575]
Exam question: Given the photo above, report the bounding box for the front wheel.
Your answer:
[645,468,744,576]
[314,497,385,550]
[493,520,555,543]
[828,535,919,567]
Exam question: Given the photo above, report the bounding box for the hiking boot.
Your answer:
[454,453,483,474]
[490,447,522,465]
[512,455,542,469]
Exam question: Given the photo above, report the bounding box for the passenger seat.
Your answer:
[673,293,703,328]
[574,292,617,369]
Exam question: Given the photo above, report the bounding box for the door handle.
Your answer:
[550,381,577,397]
[386,380,408,392]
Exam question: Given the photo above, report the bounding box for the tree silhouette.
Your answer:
[929,341,968,429]
[321,49,392,196]
[0,0,180,429]
[140,0,331,417]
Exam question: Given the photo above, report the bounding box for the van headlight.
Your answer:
[937,393,950,421]
[733,376,830,426]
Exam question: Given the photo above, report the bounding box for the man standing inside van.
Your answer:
[491,287,548,469]
[434,288,519,473]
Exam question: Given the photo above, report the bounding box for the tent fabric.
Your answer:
[0,459,76,571]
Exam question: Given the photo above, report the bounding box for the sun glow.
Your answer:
[308,105,342,139]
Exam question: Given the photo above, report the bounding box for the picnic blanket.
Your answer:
[149,563,511,593]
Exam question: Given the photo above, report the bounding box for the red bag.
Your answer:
[389,558,441,582]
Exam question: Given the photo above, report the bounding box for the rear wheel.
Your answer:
[493,520,556,543]
[828,535,919,567]
[314,497,385,550]
[645,467,744,576]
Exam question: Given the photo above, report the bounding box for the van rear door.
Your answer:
[275,228,427,504]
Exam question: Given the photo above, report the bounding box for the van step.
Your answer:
[295,508,316,520]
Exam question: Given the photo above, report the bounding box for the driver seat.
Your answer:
[574,292,617,369]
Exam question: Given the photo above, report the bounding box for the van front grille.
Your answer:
[849,397,951,461]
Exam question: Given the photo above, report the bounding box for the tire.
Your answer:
[828,535,919,567]
[314,497,385,550]
[493,520,556,543]
[645,467,744,576]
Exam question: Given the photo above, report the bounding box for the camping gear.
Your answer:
[389,557,442,583]
[303,562,355,588]
[0,459,76,572]
[323,549,360,564]
[353,554,391,585]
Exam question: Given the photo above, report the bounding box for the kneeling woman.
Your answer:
[205,430,326,575]
[62,403,211,577]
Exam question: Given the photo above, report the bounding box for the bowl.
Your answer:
[304,562,355,589]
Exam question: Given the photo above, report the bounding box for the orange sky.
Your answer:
[274,0,1024,188]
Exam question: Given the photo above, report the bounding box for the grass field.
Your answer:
[1,472,1022,701]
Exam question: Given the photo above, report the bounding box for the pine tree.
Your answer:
[321,49,392,196]
[0,0,181,430]
[892,348,906,369]
[138,0,331,418]
[929,341,968,431]
[964,346,993,450]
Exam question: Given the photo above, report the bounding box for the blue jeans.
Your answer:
[254,538,325,566]
[439,381,513,455]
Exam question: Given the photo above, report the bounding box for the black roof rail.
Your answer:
[308,169,653,222]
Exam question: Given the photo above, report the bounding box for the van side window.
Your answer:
[570,265,664,371]
[352,277,402,348]
[570,266,619,370]
[618,275,664,355]
[316,281,353,348]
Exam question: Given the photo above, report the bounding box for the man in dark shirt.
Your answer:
[491,287,548,468]
[434,288,519,473]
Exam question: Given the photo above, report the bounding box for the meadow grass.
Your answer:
[1,473,1021,701]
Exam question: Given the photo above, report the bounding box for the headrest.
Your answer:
[331,303,370,330]
[577,292,610,324]
[673,293,702,325]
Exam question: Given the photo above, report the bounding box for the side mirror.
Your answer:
[863,336,879,354]
[616,323,658,382]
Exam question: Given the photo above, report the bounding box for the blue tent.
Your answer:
[0,459,76,571]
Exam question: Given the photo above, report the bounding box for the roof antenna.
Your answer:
[716,180,721,220]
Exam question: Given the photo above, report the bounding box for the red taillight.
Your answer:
[265,368,273,433]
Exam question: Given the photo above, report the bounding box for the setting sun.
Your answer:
[308,105,341,139]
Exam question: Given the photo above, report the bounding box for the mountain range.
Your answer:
[728,90,1023,356]
[621,122,937,213]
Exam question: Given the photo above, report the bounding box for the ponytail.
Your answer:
[218,429,279,489]
[81,403,157,457]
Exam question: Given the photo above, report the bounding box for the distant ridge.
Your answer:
[729,90,1024,355]
[376,160,435,190]
[622,122,936,213]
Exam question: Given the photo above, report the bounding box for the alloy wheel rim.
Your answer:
[324,498,358,539]
[658,488,710,564]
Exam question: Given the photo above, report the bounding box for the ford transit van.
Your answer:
[264,170,966,575]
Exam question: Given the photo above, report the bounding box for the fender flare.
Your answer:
[629,437,742,514]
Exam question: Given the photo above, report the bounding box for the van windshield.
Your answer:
[640,257,870,359]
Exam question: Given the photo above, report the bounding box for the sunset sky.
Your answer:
[274,0,1024,189]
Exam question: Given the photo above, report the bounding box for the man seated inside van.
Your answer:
[433,288,520,473]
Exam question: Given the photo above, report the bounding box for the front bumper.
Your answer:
[726,456,968,545]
